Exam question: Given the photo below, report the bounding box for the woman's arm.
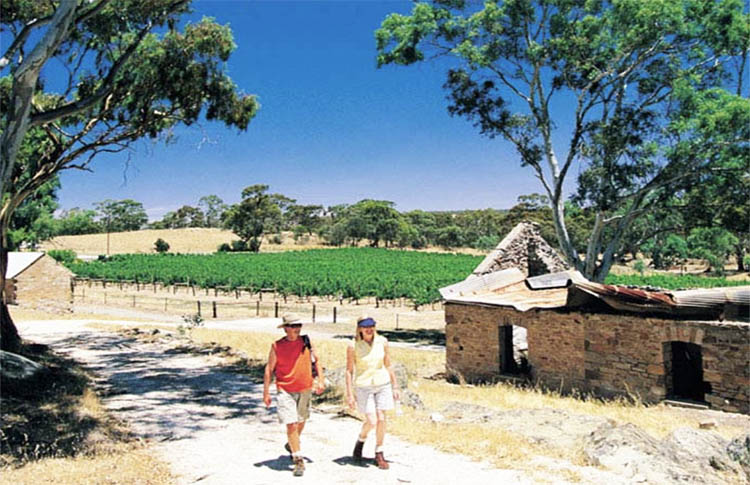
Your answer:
[383,340,400,401]
[345,345,356,409]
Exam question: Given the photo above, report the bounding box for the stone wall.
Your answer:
[473,222,569,277]
[10,255,73,313]
[445,302,750,414]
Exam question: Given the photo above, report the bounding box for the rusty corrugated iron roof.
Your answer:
[441,270,750,321]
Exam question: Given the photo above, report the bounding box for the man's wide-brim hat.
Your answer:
[278,314,304,328]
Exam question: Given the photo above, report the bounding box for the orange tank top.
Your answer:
[273,337,313,392]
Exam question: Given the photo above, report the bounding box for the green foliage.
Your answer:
[222,185,288,252]
[633,260,646,276]
[66,248,481,305]
[53,208,101,236]
[7,177,60,250]
[94,199,148,232]
[604,273,746,291]
[47,249,77,265]
[154,238,170,254]
[687,227,739,275]
[375,0,749,282]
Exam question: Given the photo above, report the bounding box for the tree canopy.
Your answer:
[0,0,259,351]
[376,0,749,281]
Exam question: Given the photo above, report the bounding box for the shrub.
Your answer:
[47,249,77,265]
[217,242,232,252]
[231,239,248,252]
[154,238,170,253]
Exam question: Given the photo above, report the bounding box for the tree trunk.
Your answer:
[0,248,21,352]
[736,243,746,272]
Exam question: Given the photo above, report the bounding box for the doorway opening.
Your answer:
[665,341,706,402]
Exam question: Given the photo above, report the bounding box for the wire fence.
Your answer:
[72,277,445,328]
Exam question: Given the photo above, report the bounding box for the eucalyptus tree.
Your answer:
[376,0,749,281]
[222,185,289,252]
[0,0,259,351]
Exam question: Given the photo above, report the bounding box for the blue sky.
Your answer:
[55,0,549,220]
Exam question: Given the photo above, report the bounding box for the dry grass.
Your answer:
[0,442,173,485]
[40,228,332,256]
[39,227,487,256]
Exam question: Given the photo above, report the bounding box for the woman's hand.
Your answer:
[346,394,356,410]
[392,387,401,402]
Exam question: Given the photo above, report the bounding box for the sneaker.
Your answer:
[293,457,305,477]
[375,451,389,470]
[284,442,292,456]
[352,440,364,463]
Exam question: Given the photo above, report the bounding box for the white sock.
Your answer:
[375,445,383,453]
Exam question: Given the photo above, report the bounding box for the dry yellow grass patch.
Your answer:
[413,380,747,440]
[40,228,331,255]
[0,443,173,485]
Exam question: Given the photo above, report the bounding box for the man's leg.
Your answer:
[287,423,301,453]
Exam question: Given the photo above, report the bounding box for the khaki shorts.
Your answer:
[276,389,312,425]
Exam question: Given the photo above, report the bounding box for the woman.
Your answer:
[345,316,400,469]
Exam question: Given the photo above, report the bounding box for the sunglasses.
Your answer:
[285,324,302,328]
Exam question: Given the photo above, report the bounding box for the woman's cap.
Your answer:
[357,317,376,328]
[278,314,303,328]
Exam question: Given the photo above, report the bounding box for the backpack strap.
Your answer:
[301,334,311,350]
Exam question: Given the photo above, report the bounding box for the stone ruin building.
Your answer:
[440,223,750,414]
[4,252,74,313]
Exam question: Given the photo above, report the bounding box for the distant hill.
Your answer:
[39,228,330,256]
[39,228,486,257]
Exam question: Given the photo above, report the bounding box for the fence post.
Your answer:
[132,295,136,307]
[274,301,279,318]
[164,298,168,311]
[256,300,260,316]
[333,306,337,323]
[312,304,316,323]
[197,300,201,317]
[212,301,217,319]
[103,292,107,304]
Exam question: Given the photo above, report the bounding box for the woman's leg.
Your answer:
[375,410,386,447]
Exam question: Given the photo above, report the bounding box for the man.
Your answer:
[263,314,325,477]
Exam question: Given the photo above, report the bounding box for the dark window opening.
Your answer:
[666,341,706,402]
[499,325,529,375]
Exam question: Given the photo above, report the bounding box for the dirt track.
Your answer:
[17,320,544,485]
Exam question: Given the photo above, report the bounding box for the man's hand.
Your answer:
[263,392,272,408]
[314,380,325,395]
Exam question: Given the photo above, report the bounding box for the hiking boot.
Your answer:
[284,442,292,456]
[352,439,364,463]
[293,457,305,477]
[375,451,389,470]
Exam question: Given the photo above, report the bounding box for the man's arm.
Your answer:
[263,344,277,407]
[310,341,325,394]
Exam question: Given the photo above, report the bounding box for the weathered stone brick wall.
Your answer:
[445,303,585,388]
[445,302,750,414]
[13,255,73,313]
[529,310,586,391]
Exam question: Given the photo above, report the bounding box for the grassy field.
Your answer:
[39,228,485,257]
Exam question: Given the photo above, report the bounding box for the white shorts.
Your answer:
[355,383,394,415]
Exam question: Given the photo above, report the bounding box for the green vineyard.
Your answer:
[66,248,483,305]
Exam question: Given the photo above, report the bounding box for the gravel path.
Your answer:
[17,320,534,485]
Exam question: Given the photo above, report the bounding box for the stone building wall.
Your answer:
[10,255,73,313]
[445,302,750,414]
[473,222,569,277]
